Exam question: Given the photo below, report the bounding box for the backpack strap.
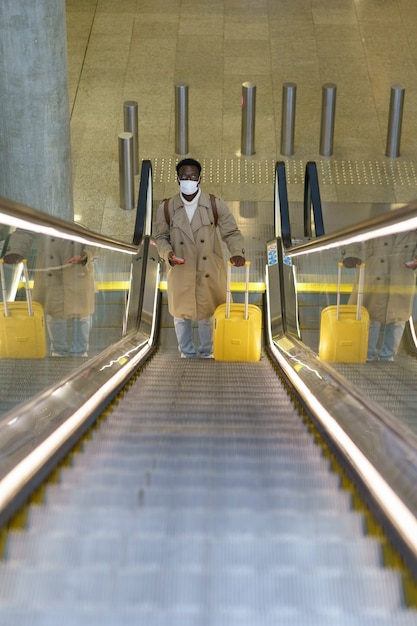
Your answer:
[164,194,218,226]
[164,198,170,225]
[209,194,218,226]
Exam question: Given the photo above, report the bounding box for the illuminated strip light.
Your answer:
[264,266,417,557]
[0,340,152,513]
[407,315,417,349]
[289,215,417,258]
[0,212,137,256]
[149,264,161,345]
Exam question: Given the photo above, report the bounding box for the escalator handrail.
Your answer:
[0,196,137,255]
[285,198,417,257]
[274,161,292,248]
[133,159,153,245]
[303,161,325,238]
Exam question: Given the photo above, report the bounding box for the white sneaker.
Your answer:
[200,353,214,359]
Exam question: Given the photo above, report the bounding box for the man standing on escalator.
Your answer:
[154,158,246,358]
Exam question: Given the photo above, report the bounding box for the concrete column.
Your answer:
[0,0,73,220]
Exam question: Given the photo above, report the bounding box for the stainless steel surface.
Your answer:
[123,101,139,175]
[241,82,256,157]
[319,83,337,158]
[386,85,405,159]
[118,132,135,211]
[280,82,297,157]
[175,84,189,156]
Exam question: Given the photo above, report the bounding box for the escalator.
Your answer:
[0,167,416,624]
[0,346,414,625]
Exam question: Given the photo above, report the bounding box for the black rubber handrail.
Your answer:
[303,161,325,238]
[133,159,153,245]
[274,161,291,248]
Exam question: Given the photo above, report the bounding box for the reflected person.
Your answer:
[4,232,95,357]
[342,232,417,361]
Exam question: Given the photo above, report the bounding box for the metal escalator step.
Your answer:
[0,564,405,614]
[50,470,341,492]
[5,533,381,570]
[17,484,353,513]
[0,607,416,626]
[5,531,123,567]
[129,509,366,538]
[124,536,383,569]
[23,506,365,538]
[64,455,335,481]
[123,487,352,512]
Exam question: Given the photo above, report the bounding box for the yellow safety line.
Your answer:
[158,280,265,293]
[297,283,352,293]
[19,280,417,295]
[296,283,417,295]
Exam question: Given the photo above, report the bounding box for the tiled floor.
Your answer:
[66,0,417,242]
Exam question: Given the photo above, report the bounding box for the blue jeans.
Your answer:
[173,316,213,357]
[367,320,405,361]
[47,315,91,356]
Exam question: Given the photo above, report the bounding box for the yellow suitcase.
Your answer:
[213,262,262,362]
[0,259,47,359]
[318,263,369,363]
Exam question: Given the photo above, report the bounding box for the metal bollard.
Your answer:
[386,84,405,158]
[319,83,337,157]
[241,82,256,156]
[280,82,297,156]
[118,132,135,210]
[123,101,139,175]
[175,83,189,155]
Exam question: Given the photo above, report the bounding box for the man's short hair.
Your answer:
[176,158,202,176]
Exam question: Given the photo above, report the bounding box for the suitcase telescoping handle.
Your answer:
[0,258,34,317]
[226,260,250,320]
[337,261,365,321]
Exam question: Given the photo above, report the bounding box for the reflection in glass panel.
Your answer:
[0,224,134,417]
[287,228,417,438]
[292,231,417,358]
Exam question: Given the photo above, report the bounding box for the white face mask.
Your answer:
[179,179,199,195]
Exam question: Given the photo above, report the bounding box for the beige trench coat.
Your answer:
[342,232,417,323]
[6,231,95,319]
[154,191,245,320]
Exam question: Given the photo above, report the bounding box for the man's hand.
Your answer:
[342,257,362,268]
[168,252,186,265]
[230,256,245,267]
[403,259,417,269]
[3,253,23,264]
[69,252,88,266]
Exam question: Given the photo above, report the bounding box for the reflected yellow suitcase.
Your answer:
[0,259,47,359]
[318,263,369,363]
[213,262,262,362]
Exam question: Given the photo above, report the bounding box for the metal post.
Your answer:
[386,84,405,158]
[280,82,297,156]
[319,83,337,157]
[118,132,135,210]
[123,100,139,175]
[175,83,189,155]
[241,81,256,156]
